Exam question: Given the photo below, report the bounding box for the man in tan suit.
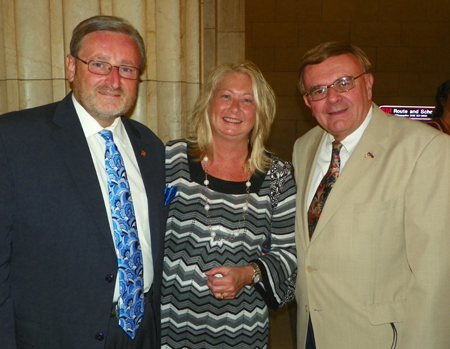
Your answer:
[293,41,450,348]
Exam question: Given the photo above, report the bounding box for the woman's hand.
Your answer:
[205,265,254,300]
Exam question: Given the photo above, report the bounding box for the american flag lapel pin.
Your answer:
[365,152,374,158]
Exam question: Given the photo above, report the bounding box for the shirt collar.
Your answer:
[72,94,123,138]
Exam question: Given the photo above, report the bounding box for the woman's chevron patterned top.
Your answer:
[161,140,297,349]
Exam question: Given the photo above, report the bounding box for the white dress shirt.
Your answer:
[73,95,153,301]
[307,106,374,207]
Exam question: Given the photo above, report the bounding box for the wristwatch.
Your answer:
[249,262,262,286]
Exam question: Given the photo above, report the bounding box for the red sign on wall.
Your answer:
[379,105,434,121]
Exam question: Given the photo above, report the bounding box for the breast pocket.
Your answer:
[353,198,401,245]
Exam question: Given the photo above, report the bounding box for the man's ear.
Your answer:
[365,73,374,101]
[303,94,312,109]
[66,55,76,83]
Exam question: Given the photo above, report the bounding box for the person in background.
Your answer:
[0,15,167,348]
[161,61,297,348]
[428,80,450,135]
[293,41,450,348]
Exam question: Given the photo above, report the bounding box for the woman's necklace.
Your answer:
[202,156,251,242]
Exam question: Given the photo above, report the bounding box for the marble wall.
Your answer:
[0,0,245,143]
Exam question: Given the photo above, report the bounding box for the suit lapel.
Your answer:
[51,94,116,252]
[310,106,389,242]
[302,132,326,246]
[122,119,163,266]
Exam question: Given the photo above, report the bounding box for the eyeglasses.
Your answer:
[305,73,366,101]
[74,57,140,80]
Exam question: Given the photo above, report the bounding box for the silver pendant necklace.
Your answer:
[202,156,251,242]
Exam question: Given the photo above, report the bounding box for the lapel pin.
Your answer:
[141,150,147,157]
[365,152,374,158]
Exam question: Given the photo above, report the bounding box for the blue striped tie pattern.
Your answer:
[99,130,144,339]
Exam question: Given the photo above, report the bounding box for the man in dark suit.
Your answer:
[0,16,167,348]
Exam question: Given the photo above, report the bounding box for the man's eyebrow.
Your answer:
[91,56,138,67]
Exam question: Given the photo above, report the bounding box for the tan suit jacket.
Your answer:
[293,105,450,348]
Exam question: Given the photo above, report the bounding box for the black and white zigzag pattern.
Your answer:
[161,140,297,349]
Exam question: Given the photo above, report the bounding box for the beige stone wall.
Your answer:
[0,0,245,143]
[246,0,450,162]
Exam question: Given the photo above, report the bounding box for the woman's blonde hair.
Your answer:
[188,61,276,174]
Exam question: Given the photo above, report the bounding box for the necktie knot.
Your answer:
[99,129,113,143]
[332,141,343,155]
[329,141,343,176]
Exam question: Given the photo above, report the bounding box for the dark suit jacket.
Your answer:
[0,93,167,348]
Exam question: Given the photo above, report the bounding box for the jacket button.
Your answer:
[95,332,105,341]
[306,265,314,273]
[105,274,115,283]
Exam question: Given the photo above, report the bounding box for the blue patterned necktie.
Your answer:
[307,141,343,239]
[99,130,144,339]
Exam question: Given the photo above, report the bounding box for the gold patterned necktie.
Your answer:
[307,141,343,239]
